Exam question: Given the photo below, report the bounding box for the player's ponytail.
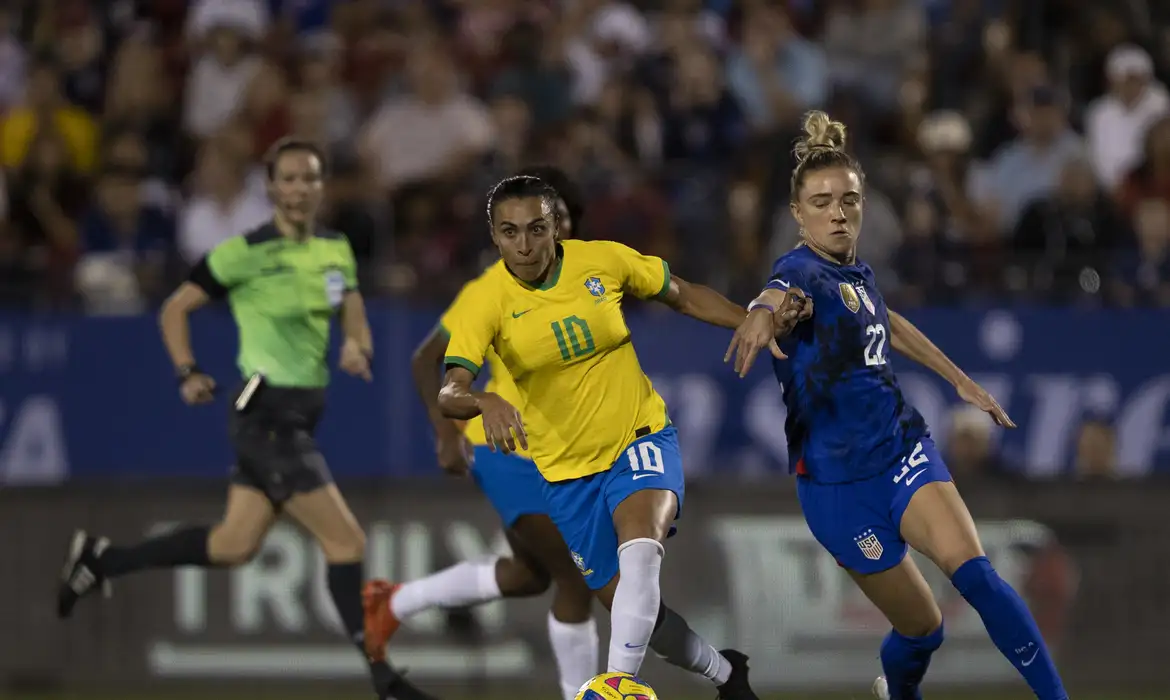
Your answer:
[790,110,864,201]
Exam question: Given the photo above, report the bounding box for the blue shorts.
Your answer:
[797,436,952,575]
[542,426,685,590]
[471,446,546,527]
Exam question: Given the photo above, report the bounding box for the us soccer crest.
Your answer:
[839,282,861,313]
[854,529,884,561]
[856,285,875,314]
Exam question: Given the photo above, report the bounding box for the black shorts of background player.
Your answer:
[55,139,437,700]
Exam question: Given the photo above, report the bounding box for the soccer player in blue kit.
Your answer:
[725,111,1070,700]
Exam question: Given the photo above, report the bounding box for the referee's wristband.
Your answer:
[747,301,775,314]
[176,363,203,383]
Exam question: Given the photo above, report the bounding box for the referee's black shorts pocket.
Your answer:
[228,414,332,505]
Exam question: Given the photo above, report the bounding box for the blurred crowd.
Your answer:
[1,0,1169,312]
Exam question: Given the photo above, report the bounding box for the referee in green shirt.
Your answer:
[56,139,436,700]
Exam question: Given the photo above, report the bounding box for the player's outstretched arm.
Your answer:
[438,367,528,453]
[657,274,748,328]
[412,328,472,475]
[888,310,1016,428]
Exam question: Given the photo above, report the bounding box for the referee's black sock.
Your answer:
[99,525,212,578]
[327,561,371,651]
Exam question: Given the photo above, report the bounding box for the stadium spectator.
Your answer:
[1084,45,1170,191]
[182,20,263,140]
[1115,115,1170,217]
[178,140,271,264]
[1112,197,1170,307]
[0,6,27,113]
[971,84,1085,235]
[1012,158,1131,302]
[359,44,495,194]
[724,4,827,132]
[75,166,174,312]
[0,53,97,173]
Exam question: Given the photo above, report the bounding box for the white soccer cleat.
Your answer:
[872,675,890,700]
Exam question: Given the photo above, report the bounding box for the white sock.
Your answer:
[650,605,732,685]
[548,613,599,700]
[390,557,502,620]
[606,538,663,675]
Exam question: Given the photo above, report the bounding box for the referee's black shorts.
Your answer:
[227,383,333,506]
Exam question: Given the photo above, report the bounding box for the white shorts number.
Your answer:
[892,441,928,483]
[626,442,665,474]
[864,324,887,366]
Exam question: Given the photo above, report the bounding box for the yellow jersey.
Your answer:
[444,239,671,482]
[439,292,530,459]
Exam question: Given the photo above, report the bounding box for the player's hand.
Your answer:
[476,392,528,454]
[956,378,1016,428]
[436,431,474,477]
[339,339,373,381]
[179,373,216,405]
[724,308,787,378]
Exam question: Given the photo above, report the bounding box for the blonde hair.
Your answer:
[790,110,863,201]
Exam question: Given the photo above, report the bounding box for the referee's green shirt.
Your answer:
[189,223,358,388]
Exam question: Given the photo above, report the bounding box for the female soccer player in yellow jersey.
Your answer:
[365,167,599,700]
[437,175,783,699]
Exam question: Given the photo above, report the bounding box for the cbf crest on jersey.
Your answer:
[839,282,861,313]
[585,276,606,297]
[854,529,884,561]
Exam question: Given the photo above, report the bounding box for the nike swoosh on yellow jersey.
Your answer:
[511,309,533,318]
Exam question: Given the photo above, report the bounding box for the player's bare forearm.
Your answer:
[412,327,462,437]
[658,274,746,329]
[888,310,968,387]
[340,290,373,355]
[438,367,486,420]
[159,282,210,369]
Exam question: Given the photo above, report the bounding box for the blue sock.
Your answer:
[880,623,944,700]
[951,556,1068,700]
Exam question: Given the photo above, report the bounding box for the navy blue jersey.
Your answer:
[768,245,928,484]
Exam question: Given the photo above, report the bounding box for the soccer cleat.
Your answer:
[381,669,441,700]
[363,579,403,660]
[715,649,759,700]
[370,661,440,700]
[872,676,890,700]
[56,530,113,618]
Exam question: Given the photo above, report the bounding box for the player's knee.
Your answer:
[898,608,945,640]
[319,525,367,563]
[497,556,552,597]
[550,577,594,623]
[208,526,263,566]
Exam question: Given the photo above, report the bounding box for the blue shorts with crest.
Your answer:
[541,426,685,589]
[797,436,952,575]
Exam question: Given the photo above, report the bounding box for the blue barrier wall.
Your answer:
[0,306,1167,482]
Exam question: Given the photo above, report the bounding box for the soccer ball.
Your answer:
[574,672,658,700]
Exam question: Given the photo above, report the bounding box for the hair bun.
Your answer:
[794,111,848,163]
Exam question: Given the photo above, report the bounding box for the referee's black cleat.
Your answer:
[371,662,439,700]
[381,671,440,700]
[56,529,112,619]
[716,649,760,700]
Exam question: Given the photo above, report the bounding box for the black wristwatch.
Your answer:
[176,363,203,384]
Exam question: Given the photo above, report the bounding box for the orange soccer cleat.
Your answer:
[362,579,403,661]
